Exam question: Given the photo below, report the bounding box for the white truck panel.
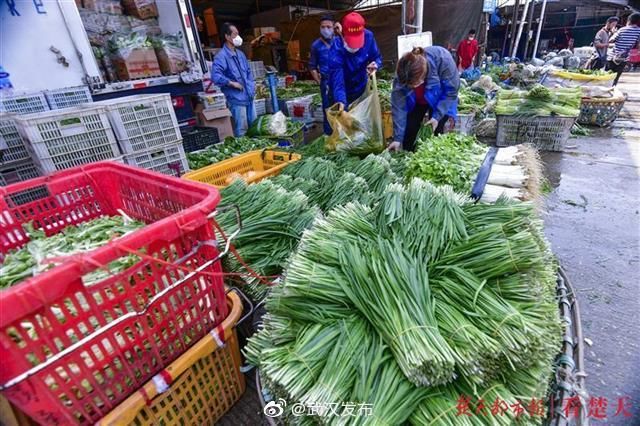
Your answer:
[0,0,99,92]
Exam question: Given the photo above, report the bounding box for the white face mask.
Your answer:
[232,35,243,47]
[345,45,360,54]
[320,28,333,39]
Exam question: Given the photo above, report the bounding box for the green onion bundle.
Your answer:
[495,84,582,117]
[217,180,319,300]
[245,176,561,423]
[458,86,487,115]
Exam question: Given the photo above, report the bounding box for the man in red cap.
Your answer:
[328,12,382,108]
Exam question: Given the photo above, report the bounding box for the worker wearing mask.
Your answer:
[457,29,479,71]
[388,46,460,152]
[328,12,382,108]
[212,22,256,136]
[309,15,336,135]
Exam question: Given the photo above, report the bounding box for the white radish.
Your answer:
[480,184,527,203]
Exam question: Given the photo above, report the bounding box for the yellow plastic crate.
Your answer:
[97,291,245,426]
[182,149,301,189]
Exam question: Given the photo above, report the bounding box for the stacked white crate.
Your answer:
[198,92,227,111]
[254,98,267,116]
[14,106,122,174]
[249,61,266,80]
[0,91,51,184]
[93,94,189,176]
[45,86,93,109]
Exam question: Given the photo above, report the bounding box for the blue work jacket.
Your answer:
[391,46,460,142]
[309,36,334,78]
[211,45,256,106]
[329,29,383,105]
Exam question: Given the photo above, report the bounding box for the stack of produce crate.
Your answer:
[14,105,122,173]
[0,91,50,185]
[94,93,189,176]
[44,86,93,109]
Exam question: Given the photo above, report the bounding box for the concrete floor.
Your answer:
[542,72,640,425]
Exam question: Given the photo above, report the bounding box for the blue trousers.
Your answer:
[229,102,257,137]
[320,78,332,135]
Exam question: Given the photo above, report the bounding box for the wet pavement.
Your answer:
[542,72,640,424]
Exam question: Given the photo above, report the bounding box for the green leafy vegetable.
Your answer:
[406,132,487,193]
[1,216,144,289]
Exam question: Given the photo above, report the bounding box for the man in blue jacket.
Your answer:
[388,46,460,152]
[309,15,337,135]
[212,22,256,136]
[329,12,382,108]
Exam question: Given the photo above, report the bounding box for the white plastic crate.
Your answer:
[453,114,475,135]
[0,114,31,164]
[123,142,189,176]
[45,86,93,109]
[14,106,121,173]
[0,159,41,186]
[199,92,227,110]
[94,94,182,154]
[250,61,266,79]
[312,106,324,123]
[286,95,315,123]
[0,91,49,114]
[254,98,267,116]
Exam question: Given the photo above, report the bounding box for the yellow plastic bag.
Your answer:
[326,74,384,155]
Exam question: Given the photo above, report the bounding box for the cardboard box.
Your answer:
[196,106,234,140]
[112,48,161,80]
[83,0,123,14]
[287,40,302,72]
[122,0,158,20]
[155,46,188,75]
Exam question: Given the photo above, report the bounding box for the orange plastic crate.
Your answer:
[97,291,245,426]
[182,149,301,189]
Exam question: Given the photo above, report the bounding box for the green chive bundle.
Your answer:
[244,178,561,423]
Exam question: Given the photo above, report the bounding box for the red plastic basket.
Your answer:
[0,162,229,425]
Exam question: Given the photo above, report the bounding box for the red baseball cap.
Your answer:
[342,12,365,49]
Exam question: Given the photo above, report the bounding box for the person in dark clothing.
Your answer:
[607,12,640,86]
[588,16,619,70]
[309,15,336,135]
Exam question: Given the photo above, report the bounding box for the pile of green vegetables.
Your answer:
[496,84,582,117]
[223,149,409,300]
[276,81,322,108]
[186,136,275,170]
[458,86,487,115]
[216,180,320,300]
[248,114,305,138]
[0,216,144,289]
[406,132,488,193]
[573,69,613,76]
[246,180,561,424]
[377,79,392,112]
